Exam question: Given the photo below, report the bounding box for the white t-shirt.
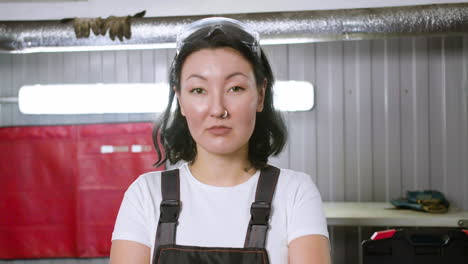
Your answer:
[112,163,329,264]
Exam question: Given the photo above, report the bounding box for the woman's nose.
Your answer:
[209,93,227,118]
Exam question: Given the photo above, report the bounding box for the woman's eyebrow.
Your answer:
[185,74,207,81]
[185,72,249,81]
[225,72,249,80]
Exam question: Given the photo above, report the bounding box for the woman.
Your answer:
[110,17,330,264]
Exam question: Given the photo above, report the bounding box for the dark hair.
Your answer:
[153,27,287,169]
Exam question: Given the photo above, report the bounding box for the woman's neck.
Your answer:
[189,146,257,187]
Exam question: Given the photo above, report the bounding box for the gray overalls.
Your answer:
[152,166,280,263]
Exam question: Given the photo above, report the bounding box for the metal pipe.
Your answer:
[1,3,468,53]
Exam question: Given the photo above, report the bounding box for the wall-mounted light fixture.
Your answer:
[16,81,314,114]
[273,81,314,111]
[18,83,170,114]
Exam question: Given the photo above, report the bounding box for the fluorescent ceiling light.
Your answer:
[18,81,314,114]
[19,83,170,114]
[273,81,314,111]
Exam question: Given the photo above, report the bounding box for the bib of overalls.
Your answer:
[154,245,269,263]
[152,166,280,264]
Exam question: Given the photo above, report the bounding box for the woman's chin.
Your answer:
[198,142,248,157]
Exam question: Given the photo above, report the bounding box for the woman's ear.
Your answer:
[175,88,185,116]
[257,79,267,112]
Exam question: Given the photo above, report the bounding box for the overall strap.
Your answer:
[244,165,280,248]
[154,169,181,251]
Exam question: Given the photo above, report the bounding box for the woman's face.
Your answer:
[177,47,265,157]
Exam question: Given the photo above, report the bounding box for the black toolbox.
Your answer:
[362,228,468,264]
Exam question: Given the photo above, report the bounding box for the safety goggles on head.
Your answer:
[175,17,261,58]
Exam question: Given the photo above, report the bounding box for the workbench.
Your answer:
[324,202,468,228]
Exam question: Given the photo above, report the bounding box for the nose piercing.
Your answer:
[220,110,229,118]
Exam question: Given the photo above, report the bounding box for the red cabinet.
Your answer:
[0,123,164,259]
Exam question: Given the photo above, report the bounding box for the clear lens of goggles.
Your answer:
[175,17,261,57]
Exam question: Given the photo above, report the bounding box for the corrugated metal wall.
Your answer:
[265,36,467,209]
[0,35,467,264]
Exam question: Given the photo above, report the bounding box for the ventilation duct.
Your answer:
[1,3,468,53]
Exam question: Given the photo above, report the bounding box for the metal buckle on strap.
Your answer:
[159,199,180,223]
[250,201,271,225]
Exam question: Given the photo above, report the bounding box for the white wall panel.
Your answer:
[343,41,359,202]
[371,39,403,202]
[114,50,130,123]
[102,51,116,83]
[463,36,468,212]
[356,40,373,203]
[343,40,373,202]
[0,55,12,126]
[263,45,290,169]
[412,37,430,191]
[315,41,346,202]
[399,37,432,193]
[371,39,387,201]
[101,51,120,122]
[316,42,333,201]
[114,50,129,83]
[287,44,319,184]
[18,54,36,126]
[73,51,92,124]
[89,51,105,124]
[428,38,447,194]
[10,55,23,126]
[329,41,346,202]
[444,37,464,209]
[386,38,403,201]
[139,50,156,121]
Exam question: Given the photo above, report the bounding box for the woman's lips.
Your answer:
[207,126,232,136]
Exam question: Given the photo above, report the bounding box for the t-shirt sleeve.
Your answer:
[286,173,329,244]
[111,177,153,248]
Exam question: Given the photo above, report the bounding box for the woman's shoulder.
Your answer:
[133,163,187,183]
[273,166,321,197]
[131,169,162,186]
[276,166,310,177]
[275,166,315,184]
[123,163,187,197]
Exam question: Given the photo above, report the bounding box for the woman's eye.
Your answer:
[190,88,205,94]
[229,86,244,93]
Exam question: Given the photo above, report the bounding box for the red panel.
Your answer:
[0,226,76,258]
[0,123,164,259]
[0,125,73,140]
